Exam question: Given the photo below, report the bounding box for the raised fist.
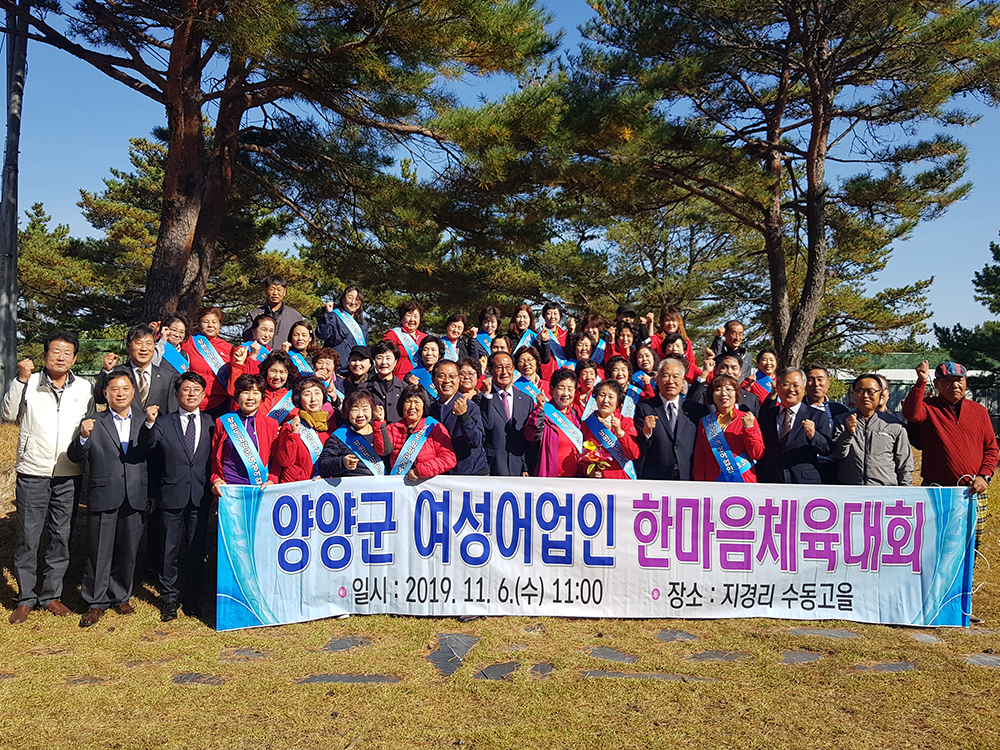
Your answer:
[716,326,725,337]
[566,318,577,333]
[102,352,119,371]
[373,405,385,422]
[79,418,96,439]
[845,413,858,433]
[288,415,301,434]
[145,405,160,423]
[453,393,469,416]
[916,360,930,384]
[802,419,815,439]
[741,410,755,428]
[644,414,658,435]
[343,454,359,470]
[17,358,33,383]
[325,300,335,312]
[232,346,249,366]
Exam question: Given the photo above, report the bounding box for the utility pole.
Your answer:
[0,0,27,392]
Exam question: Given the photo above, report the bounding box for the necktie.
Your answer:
[665,402,676,438]
[138,370,149,407]
[185,413,197,458]
[500,390,512,421]
[780,407,793,448]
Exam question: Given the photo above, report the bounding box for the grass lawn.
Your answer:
[0,422,998,750]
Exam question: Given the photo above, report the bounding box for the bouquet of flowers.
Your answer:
[579,441,612,477]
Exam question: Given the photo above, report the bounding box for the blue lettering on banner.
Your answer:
[453,490,492,566]
[415,489,450,562]
[496,491,533,564]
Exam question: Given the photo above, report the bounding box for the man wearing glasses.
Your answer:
[832,374,913,486]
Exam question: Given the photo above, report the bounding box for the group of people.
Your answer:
[5,275,997,628]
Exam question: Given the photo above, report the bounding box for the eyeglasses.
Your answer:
[853,388,883,398]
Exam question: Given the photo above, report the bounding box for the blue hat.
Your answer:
[935,361,967,378]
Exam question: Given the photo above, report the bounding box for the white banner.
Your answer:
[216,477,976,631]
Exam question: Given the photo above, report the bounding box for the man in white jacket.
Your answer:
[3,331,94,624]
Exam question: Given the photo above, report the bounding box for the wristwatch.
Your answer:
[979,474,992,484]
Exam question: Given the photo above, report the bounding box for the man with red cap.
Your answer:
[903,360,997,582]
[903,360,998,493]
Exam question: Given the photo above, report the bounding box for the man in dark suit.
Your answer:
[757,367,833,484]
[98,324,178,414]
[99,324,179,584]
[804,365,849,484]
[635,354,708,480]
[479,352,533,476]
[146,372,214,621]
[67,367,151,628]
[689,354,761,416]
[431,360,488,475]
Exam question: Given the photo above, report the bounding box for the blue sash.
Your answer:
[393,328,420,363]
[547,331,566,364]
[221,413,267,486]
[476,332,492,356]
[268,390,294,422]
[514,329,536,352]
[583,413,637,480]
[581,393,597,420]
[631,370,647,387]
[160,342,188,375]
[754,370,773,394]
[409,367,438,398]
[702,414,753,482]
[251,344,271,363]
[390,417,439,476]
[288,350,314,375]
[513,375,543,401]
[332,426,385,476]
[621,384,642,419]
[334,308,366,346]
[325,378,345,403]
[191,335,228,386]
[593,339,606,364]
[298,426,324,475]
[544,404,583,451]
[442,338,460,361]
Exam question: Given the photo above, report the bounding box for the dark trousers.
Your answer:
[82,504,146,610]
[13,474,80,608]
[159,502,211,608]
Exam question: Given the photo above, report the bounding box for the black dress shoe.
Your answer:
[161,603,179,622]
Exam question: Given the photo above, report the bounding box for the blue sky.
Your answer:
[13,0,999,338]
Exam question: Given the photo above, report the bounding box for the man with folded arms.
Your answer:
[3,331,94,624]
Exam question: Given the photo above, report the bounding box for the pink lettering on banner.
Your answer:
[801,498,839,572]
[675,496,715,570]
[843,500,882,571]
[633,493,672,568]
[717,496,755,572]
[881,499,924,572]
[756,498,798,573]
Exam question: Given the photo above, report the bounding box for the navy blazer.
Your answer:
[478,388,533,476]
[634,396,708,480]
[430,396,488,475]
[757,402,833,484]
[67,409,150,512]
[148,411,214,510]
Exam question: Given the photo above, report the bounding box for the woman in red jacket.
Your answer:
[579,379,640,479]
[693,374,765,482]
[273,376,334,483]
[742,348,778,404]
[386,384,456,480]
[182,306,234,418]
[210,374,280,492]
[383,300,427,381]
